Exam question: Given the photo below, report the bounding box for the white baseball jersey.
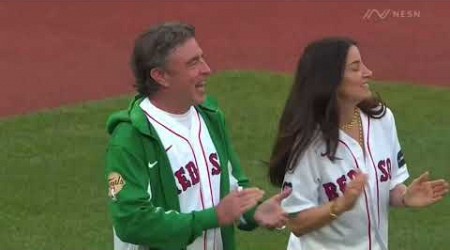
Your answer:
[142,98,224,250]
[282,108,409,250]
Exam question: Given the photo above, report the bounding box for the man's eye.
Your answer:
[189,59,199,66]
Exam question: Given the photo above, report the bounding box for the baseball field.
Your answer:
[1,2,449,249]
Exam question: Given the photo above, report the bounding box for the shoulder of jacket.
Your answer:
[108,122,157,154]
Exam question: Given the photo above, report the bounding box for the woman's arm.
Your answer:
[288,172,367,236]
[288,200,339,236]
[389,183,407,207]
[390,172,448,208]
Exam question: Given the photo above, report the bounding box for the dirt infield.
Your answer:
[1,2,449,117]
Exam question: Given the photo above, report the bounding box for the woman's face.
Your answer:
[337,45,373,104]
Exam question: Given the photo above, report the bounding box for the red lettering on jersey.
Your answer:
[324,170,361,200]
[209,153,221,175]
[323,182,339,201]
[336,175,347,193]
[347,169,357,180]
[175,167,191,191]
[378,159,390,182]
[386,158,392,180]
[185,161,200,185]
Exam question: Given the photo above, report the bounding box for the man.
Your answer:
[105,22,291,250]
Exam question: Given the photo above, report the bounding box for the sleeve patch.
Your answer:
[282,181,293,191]
[397,150,406,168]
[108,172,125,201]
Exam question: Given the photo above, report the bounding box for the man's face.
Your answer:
[162,38,212,109]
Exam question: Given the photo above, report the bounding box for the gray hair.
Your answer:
[131,22,195,97]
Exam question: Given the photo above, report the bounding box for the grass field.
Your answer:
[1,71,449,249]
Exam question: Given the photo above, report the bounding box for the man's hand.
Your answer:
[216,188,264,226]
[254,188,292,230]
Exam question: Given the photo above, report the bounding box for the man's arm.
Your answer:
[107,145,218,249]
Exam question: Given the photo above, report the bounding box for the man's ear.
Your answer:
[150,68,170,87]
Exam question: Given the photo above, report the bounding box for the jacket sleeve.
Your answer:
[220,112,259,231]
[106,143,219,248]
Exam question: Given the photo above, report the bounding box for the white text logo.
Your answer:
[363,9,421,20]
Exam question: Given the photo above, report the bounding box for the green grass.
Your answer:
[1,71,449,249]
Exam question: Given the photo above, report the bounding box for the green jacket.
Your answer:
[105,96,257,250]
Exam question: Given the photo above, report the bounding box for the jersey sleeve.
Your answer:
[281,146,320,214]
[387,109,410,190]
[106,134,219,248]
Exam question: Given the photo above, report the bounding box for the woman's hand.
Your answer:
[333,171,368,214]
[403,172,449,208]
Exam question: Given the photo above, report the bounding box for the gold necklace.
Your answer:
[357,111,364,148]
[341,108,364,148]
[341,108,359,130]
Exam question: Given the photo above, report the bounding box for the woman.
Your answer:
[269,37,448,250]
